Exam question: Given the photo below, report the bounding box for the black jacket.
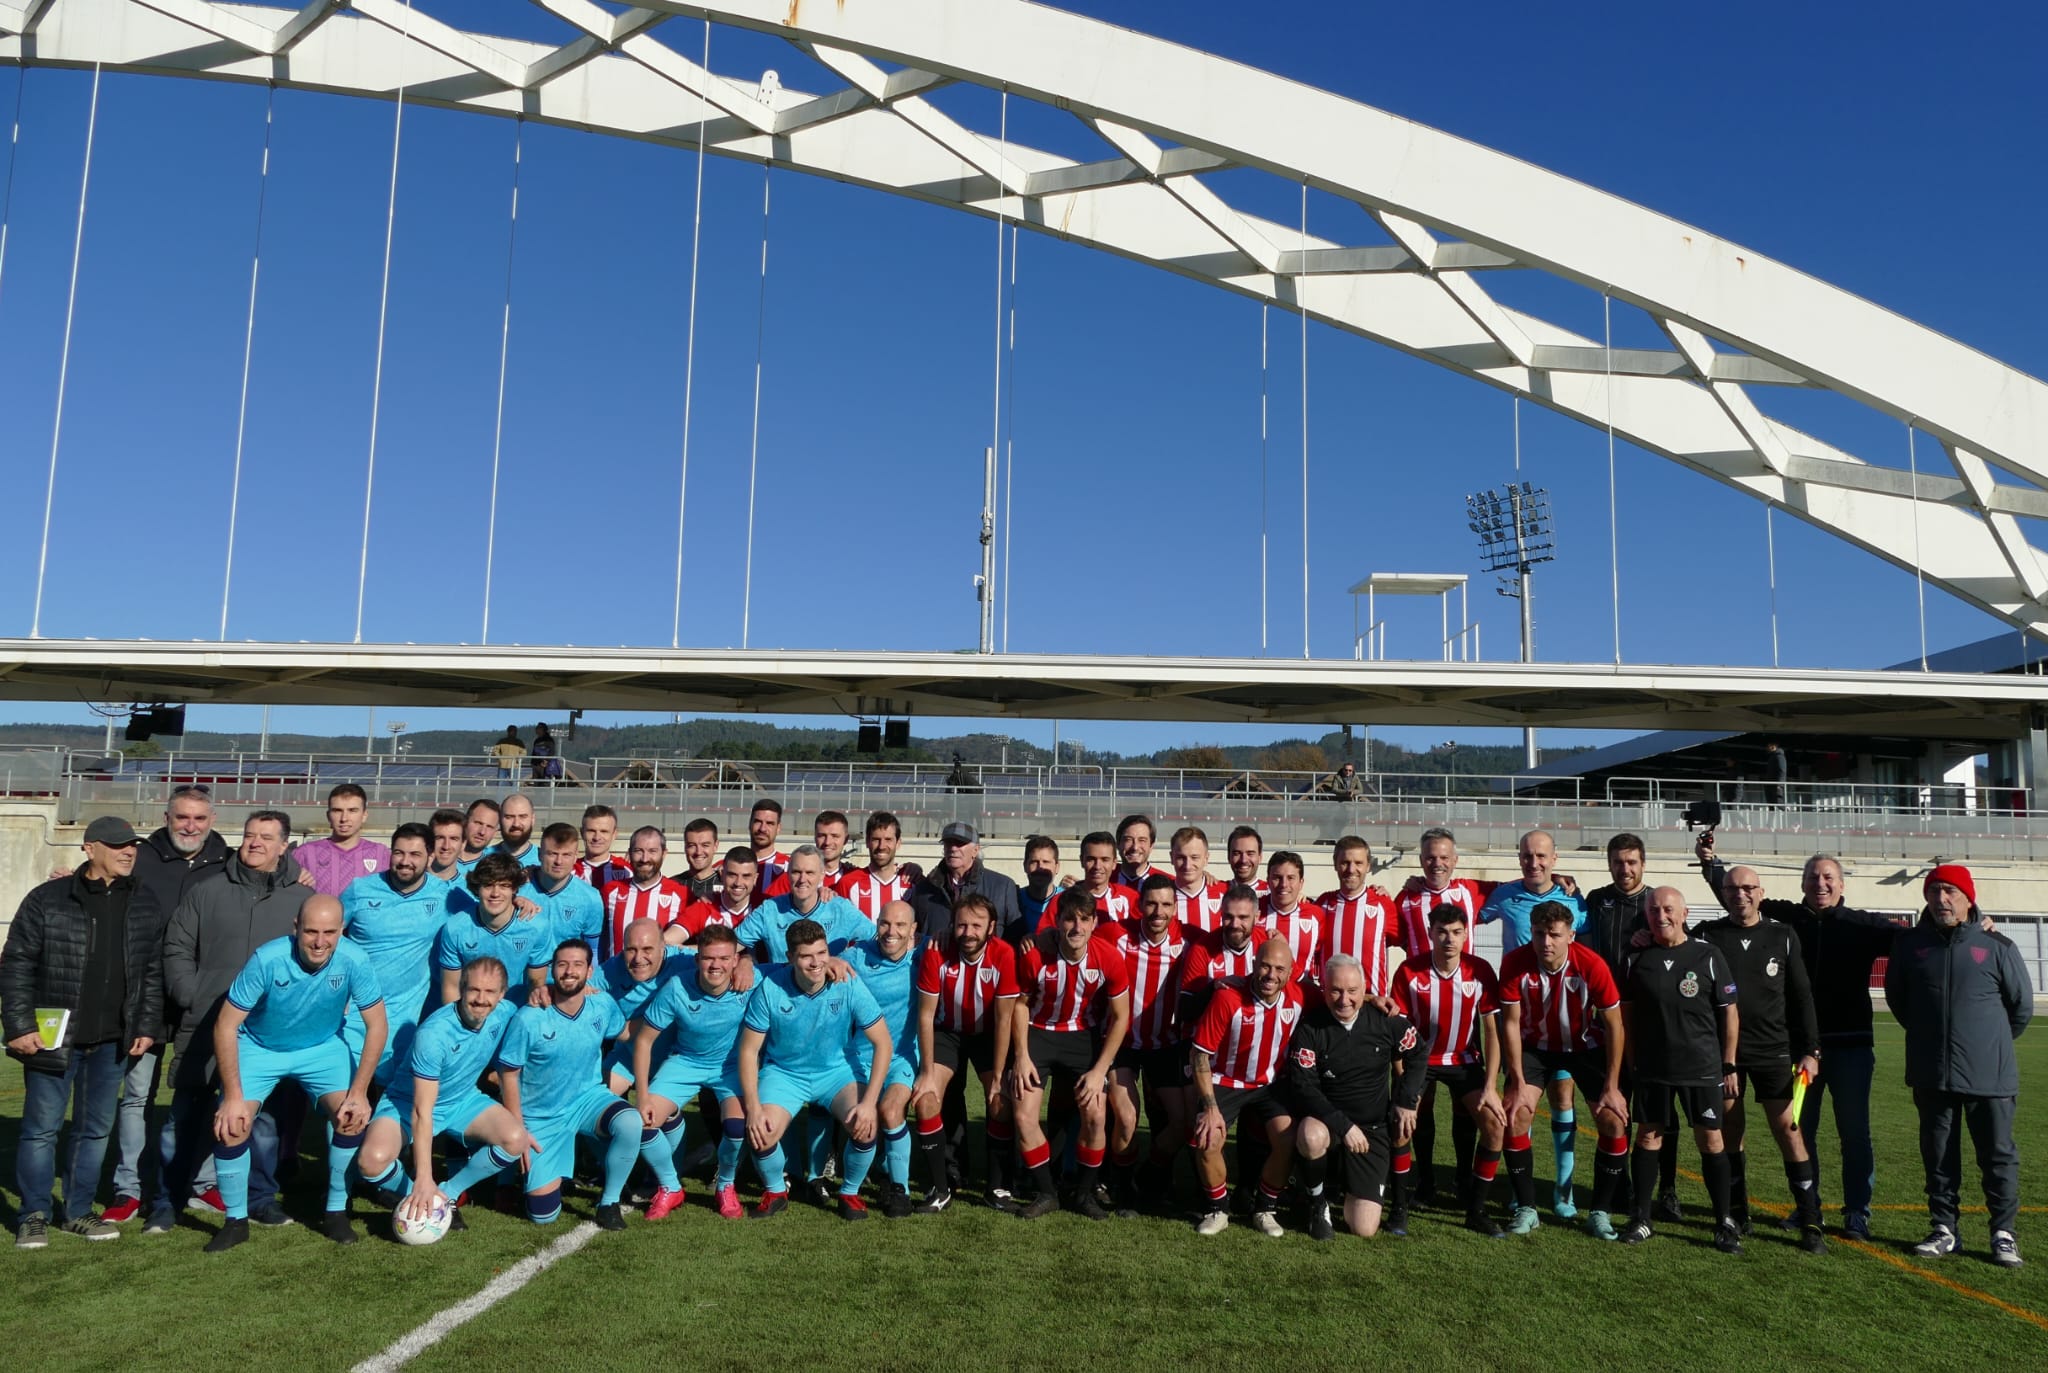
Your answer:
[1704,858,1898,1048]
[133,827,231,921]
[1580,882,1649,975]
[1885,917,2032,1096]
[1284,1002,1429,1141]
[908,861,1025,943]
[0,870,166,1046]
[161,852,310,1080]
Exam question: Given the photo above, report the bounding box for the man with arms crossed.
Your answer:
[909,894,1021,1212]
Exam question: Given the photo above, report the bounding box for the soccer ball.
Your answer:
[393,1195,452,1246]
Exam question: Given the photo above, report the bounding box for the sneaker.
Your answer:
[15,1214,48,1249]
[914,1185,954,1215]
[1383,1207,1409,1238]
[1713,1221,1744,1256]
[58,1214,119,1241]
[447,1207,467,1233]
[319,1210,357,1245]
[1308,1202,1334,1242]
[1912,1225,1958,1258]
[1466,1209,1506,1239]
[881,1183,913,1220]
[715,1185,744,1220]
[1017,1192,1059,1220]
[1250,1208,1285,1238]
[594,1203,627,1232]
[800,1177,837,1210]
[102,1196,143,1225]
[1731,1210,1753,1238]
[1507,1205,1542,1236]
[1843,1212,1873,1242]
[188,1187,227,1216]
[1195,1209,1230,1236]
[983,1188,1020,1215]
[750,1190,789,1220]
[1552,1186,1578,1221]
[1072,1187,1109,1222]
[833,1194,869,1222]
[250,1202,295,1228]
[142,1209,176,1236]
[1799,1224,1827,1255]
[1583,1211,1617,1241]
[644,1187,687,1221]
[1618,1219,1654,1245]
[1653,1191,1684,1224]
[203,1218,249,1254]
[1993,1231,2024,1269]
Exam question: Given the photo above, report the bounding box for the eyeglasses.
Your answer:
[171,784,212,798]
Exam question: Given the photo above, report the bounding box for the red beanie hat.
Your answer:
[1925,863,1976,905]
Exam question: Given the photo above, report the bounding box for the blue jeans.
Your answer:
[112,1046,161,1200]
[152,1085,285,1221]
[1798,1044,1876,1224]
[16,1041,124,1222]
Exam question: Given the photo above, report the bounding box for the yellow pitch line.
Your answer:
[1531,1106,2048,1334]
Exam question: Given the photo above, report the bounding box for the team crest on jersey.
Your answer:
[1564,977,1584,994]
[1766,958,1780,978]
[364,857,378,871]
[979,968,998,983]
[1082,968,1103,986]
[1294,1046,1317,1069]
[1398,1026,1419,1052]
[327,973,344,990]
[1458,981,1479,996]
[1679,972,1699,998]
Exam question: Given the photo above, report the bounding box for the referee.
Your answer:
[1620,887,1743,1254]
[1694,866,1826,1253]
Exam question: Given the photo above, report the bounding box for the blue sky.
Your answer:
[0,0,2042,762]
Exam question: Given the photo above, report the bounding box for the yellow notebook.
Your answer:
[33,1007,70,1050]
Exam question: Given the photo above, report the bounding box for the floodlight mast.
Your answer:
[1467,484,1556,768]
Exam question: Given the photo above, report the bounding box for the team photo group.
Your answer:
[1,782,2032,1267]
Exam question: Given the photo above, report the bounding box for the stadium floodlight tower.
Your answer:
[1467,483,1556,768]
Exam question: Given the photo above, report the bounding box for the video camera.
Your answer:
[1682,799,1722,832]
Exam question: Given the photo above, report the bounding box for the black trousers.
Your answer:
[1914,1089,2020,1235]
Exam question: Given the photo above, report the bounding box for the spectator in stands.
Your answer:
[488,727,526,778]
[4,817,166,1248]
[1314,761,1365,801]
[153,811,311,1235]
[1887,865,2033,1267]
[293,784,391,897]
[907,822,1023,944]
[530,723,562,782]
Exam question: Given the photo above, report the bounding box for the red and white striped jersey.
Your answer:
[1175,881,1228,934]
[1019,934,1131,1034]
[575,856,632,889]
[1176,928,1271,1026]
[1391,878,1493,958]
[1314,888,1399,994]
[675,897,752,941]
[598,878,689,959]
[1114,918,1191,1051]
[1117,864,1170,891]
[752,851,792,905]
[1497,944,1619,1054]
[1192,981,1305,1090]
[1258,902,1325,989]
[1389,953,1501,1067]
[837,867,913,920]
[915,938,1021,1036]
[1230,876,1270,897]
[1035,883,1137,936]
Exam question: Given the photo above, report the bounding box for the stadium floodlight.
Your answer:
[1466,482,1557,768]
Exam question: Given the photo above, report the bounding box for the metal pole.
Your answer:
[978,446,996,654]
[260,705,271,756]
[1513,487,1538,769]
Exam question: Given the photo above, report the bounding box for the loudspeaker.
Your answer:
[884,719,910,750]
[857,724,882,754]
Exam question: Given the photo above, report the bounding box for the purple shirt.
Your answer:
[295,837,392,897]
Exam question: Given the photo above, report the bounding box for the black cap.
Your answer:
[940,821,979,845]
[84,816,142,847]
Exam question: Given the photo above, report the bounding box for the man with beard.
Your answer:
[599,828,690,958]
[909,895,1020,1212]
[339,823,452,1085]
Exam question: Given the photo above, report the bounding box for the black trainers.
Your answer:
[914,1185,953,1215]
[1466,1209,1506,1239]
[1798,1224,1827,1255]
[1653,1191,1684,1224]
[204,1218,250,1254]
[595,1202,627,1232]
[1713,1221,1744,1256]
[1384,1207,1409,1237]
[1618,1220,1654,1245]
[250,1201,295,1228]
[1730,1209,1753,1237]
[448,1206,468,1233]
[1308,1202,1334,1242]
[1017,1192,1059,1220]
[320,1210,358,1245]
[1072,1187,1110,1221]
[800,1177,837,1210]
[880,1183,912,1219]
[983,1188,1020,1215]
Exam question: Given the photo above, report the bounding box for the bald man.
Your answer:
[1188,938,1303,1237]
[1618,887,1741,1254]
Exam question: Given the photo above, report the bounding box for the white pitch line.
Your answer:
[352,1221,600,1372]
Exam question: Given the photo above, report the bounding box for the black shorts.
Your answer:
[1331,1128,1392,1203]
[1118,1042,1190,1088]
[1214,1084,1290,1130]
[1633,1081,1727,1132]
[1424,1063,1489,1098]
[1521,1047,1608,1094]
[931,1027,998,1076]
[1738,1062,1797,1103]
[1026,1027,1099,1080]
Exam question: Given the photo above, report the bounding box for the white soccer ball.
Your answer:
[393,1194,452,1246]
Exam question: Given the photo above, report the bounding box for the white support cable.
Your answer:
[218,82,276,643]
[1259,303,1269,655]
[0,68,25,324]
[31,62,100,642]
[479,116,523,645]
[1512,396,1520,473]
[1908,421,1928,670]
[739,162,770,650]
[1603,292,1621,666]
[669,17,710,651]
[1000,223,1017,653]
[1298,181,1309,660]
[1766,504,1780,667]
[354,0,414,645]
[988,87,1008,646]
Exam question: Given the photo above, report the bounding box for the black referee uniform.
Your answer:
[1623,938,1739,1237]
[1695,914,1822,1230]
[1284,1002,1429,1208]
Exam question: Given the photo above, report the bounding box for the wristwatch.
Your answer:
[1721,1062,1738,1076]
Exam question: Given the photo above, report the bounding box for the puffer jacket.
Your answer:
[1885,916,2033,1096]
[161,852,310,1081]
[0,870,166,1045]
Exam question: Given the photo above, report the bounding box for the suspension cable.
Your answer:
[31,62,101,641]
[671,17,711,650]
[739,161,771,649]
[0,67,26,325]
[988,87,1009,647]
[1001,224,1017,653]
[1299,181,1310,659]
[479,116,523,645]
[218,82,276,642]
[1259,303,1269,655]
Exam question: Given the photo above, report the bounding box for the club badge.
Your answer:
[1679,971,1699,998]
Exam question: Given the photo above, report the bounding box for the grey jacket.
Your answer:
[907,861,1025,944]
[161,852,310,1082]
[1885,916,2033,1096]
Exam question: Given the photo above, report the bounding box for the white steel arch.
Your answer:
[7,0,2048,638]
